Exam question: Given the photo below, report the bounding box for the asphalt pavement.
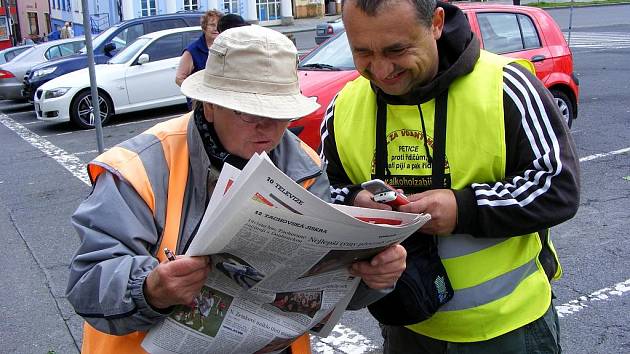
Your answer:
[0,2,628,353]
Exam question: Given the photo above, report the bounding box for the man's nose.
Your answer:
[369,57,395,81]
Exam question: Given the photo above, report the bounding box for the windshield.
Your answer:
[108,38,150,64]
[80,25,121,54]
[299,32,355,70]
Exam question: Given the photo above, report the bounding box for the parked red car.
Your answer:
[291,4,579,150]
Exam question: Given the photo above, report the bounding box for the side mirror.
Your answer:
[103,42,116,56]
[137,53,150,65]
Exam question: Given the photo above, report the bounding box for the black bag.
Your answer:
[367,235,453,326]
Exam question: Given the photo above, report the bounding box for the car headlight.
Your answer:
[32,67,57,79]
[44,87,71,99]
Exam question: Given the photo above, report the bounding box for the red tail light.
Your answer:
[326,25,334,35]
[0,70,15,79]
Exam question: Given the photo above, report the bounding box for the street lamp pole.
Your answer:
[80,0,105,153]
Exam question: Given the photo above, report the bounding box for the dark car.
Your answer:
[22,12,202,102]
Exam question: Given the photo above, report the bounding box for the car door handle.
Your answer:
[531,55,546,62]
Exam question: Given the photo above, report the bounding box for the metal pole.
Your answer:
[567,0,575,47]
[80,0,105,153]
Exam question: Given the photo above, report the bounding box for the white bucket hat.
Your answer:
[181,25,320,120]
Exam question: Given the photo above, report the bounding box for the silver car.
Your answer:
[0,45,34,64]
[0,37,84,100]
[315,17,344,45]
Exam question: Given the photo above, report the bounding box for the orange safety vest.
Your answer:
[82,114,312,354]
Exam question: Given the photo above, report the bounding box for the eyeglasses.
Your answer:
[232,110,294,124]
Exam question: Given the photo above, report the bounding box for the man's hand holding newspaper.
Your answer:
[141,153,430,354]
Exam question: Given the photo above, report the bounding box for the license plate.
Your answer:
[34,103,41,116]
[34,103,40,111]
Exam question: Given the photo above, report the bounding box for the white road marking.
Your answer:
[566,32,630,49]
[41,131,73,138]
[74,149,101,156]
[111,114,179,127]
[313,324,378,354]
[0,114,90,186]
[579,147,630,162]
[1,112,629,352]
[556,279,630,318]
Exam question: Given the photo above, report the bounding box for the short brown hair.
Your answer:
[201,9,223,30]
[343,0,436,27]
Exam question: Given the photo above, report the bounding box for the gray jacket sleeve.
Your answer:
[66,171,169,335]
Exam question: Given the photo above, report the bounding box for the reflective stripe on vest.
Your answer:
[334,51,554,342]
[83,113,312,353]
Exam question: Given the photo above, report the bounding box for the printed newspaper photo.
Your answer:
[142,153,430,354]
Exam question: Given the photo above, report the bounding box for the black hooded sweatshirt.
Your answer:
[321,2,580,259]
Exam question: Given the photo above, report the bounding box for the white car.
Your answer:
[34,26,201,128]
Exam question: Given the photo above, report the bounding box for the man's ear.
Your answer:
[432,7,445,40]
[203,102,214,123]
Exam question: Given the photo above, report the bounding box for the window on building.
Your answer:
[45,13,51,33]
[256,0,281,21]
[27,12,39,35]
[183,0,199,11]
[141,0,158,16]
[223,0,238,14]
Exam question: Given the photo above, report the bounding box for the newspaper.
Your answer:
[142,153,430,354]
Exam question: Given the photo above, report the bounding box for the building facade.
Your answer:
[17,0,51,42]
[47,0,340,37]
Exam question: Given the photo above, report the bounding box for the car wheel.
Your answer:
[70,90,112,129]
[550,89,573,128]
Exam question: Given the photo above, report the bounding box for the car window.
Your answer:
[518,14,541,49]
[142,33,184,62]
[183,30,202,48]
[45,46,63,60]
[147,19,187,33]
[72,40,86,52]
[299,31,355,70]
[477,12,537,54]
[111,23,145,51]
[4,51,17,62]
[4,46,30,62]
[109,37,151,64]
[58,42,80,57]
[84,25,122,53]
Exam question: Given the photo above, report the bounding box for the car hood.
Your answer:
[298,69,360,97]
[39,64,127,90]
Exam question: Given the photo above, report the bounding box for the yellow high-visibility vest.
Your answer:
[333,51,560,342]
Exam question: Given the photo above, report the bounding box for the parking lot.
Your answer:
[0,5,629,354]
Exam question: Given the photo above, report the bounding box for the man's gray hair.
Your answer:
[343,0,437,27]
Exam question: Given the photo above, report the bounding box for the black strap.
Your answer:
[375,97,389,180]
[432,91,448,189]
